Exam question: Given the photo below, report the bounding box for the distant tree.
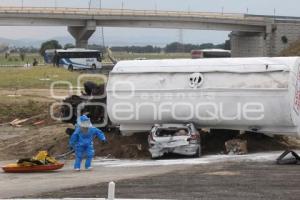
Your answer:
[64,43,75,49]
[108,41,229,54]
[198,43,215,49]
[165,42,184,53]
[110,45,161,53]
[165,41,229,53]
[39,40,62,56]
[0,44,9,53]
[88,44,106,52]
[224,40,231,50]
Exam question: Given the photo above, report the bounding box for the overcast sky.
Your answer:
[0,0,299,45]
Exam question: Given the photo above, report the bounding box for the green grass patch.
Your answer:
[0,53,43,66]
[0,52,190,65]
[0,66,83,89]
[103,52,190,62]
[0,52,190,89]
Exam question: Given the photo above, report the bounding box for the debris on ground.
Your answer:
[33,120,46,126]
[276,150,300,165]
[225,139,248,155]
[7,113,53,127]
[61,82,107,127]
[201,130,300,155]
[10,118,30,127]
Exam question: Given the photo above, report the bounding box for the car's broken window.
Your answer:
[156,128,189,137]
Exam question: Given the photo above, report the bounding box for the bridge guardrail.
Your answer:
[0,6,263,21]
[2,6,295,22]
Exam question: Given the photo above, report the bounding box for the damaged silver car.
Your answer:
[148,123,201,159]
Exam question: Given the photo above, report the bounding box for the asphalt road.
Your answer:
[1,151,299,199]
[0,160,187,198]
[30,161,300,200]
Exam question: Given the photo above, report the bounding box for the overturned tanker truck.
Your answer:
[105,57,300,138]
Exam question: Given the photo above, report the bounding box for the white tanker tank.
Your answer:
[106,57,300,138]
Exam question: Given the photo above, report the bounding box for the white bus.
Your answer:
[44,48,102,70]
[191,49,231,59]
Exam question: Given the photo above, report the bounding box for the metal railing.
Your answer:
[0,6,267,21]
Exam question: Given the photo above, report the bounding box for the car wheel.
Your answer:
[195,145,201,158]
[68,65,73,71]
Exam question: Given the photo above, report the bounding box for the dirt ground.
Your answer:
[1,88,300,161]
[0,123,151,160]
[1,122,299,161]
[1,89,300,200]
[0,88,150,160]
[27,161,300,200]
[0,124,71,160]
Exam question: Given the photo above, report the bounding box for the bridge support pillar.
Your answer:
[229,31,266,57]
[68,20,96,48]
[230,23,300,57]
[266,23,300,56]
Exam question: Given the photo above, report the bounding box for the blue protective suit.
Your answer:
[69,125,107,169]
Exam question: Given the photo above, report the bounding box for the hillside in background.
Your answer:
[281,39,300,56]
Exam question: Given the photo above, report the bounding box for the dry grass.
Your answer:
[280,39,300,56]
[0,53,43,66]
[105,52,190,62]
[0,99,50,123]
[0,66,80,89]
[0,66,104,89]
[0,66,104,122]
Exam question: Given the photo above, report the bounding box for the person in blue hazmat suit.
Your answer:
[69,115,107,171]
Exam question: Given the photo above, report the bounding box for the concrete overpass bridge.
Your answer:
[0,7,300,57]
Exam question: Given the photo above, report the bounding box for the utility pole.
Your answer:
[89,0,92,10]
[100,27,105,49]
[99,0,105,50]
[21,0,24,9]
[178,29,184,52]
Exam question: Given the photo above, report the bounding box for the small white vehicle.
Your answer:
[148,123,201,159]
